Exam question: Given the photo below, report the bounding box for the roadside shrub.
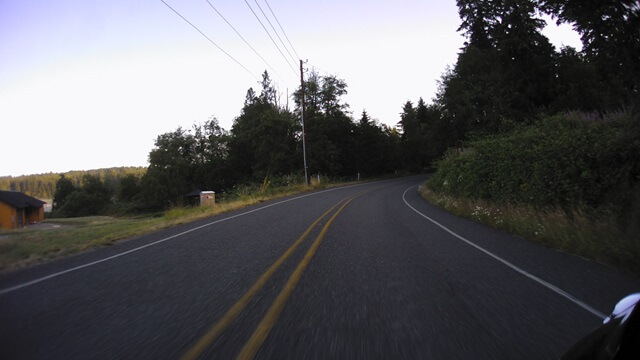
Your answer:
[53,175,113,217]
[427,111,640,270]
[429,112,640,213]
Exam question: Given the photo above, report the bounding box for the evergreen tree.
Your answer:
[399,101,422,171]
[53,175,75,210]
[293,72,356,177]
[541,0,640,110]
[140,117,232,210]
[551,46,602,112]
[54,175,112,217]
[118,174,140,203]
[355,110,378,176]
[440,0,556,137]
[228,71,299,181]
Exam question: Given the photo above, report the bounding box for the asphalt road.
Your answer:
[1,176,638,359]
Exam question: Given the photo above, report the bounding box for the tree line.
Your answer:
[0,167,145,200]
[48,0,640,217]
[398,0,639,173]
[135,71,403,211]
[48,71,406,215]
[425,0,639,244]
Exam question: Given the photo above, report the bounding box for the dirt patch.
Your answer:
[26,222,64,230]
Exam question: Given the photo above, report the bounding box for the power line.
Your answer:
[263,0,300,61]
[160,0,258,80]
[252,0,297,66]
[243,0,297,76]
[203,0,282,80]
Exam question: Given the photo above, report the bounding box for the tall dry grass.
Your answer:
[0,179,346,271]
[419,185,639,274]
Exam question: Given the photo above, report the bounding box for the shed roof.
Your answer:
[185,189,202,198]
[0,190,46,209]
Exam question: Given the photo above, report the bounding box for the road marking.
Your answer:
[180,197,347,360]
[0,181,380,296]
[402,185,607,320]
[236,195,358,360]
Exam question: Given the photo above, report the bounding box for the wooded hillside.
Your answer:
[0,167,146,199]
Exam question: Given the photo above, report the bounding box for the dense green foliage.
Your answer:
[139,119,231,211]
[398,98,447,171]
[426,112,640,269]
[54,175,113,217]
[355,111,401,177]
[426,0,639,208]
[124,71,402,212]
[398,0,640,170]
[292,71,401,178]
[33,0,640,226]
[429,113,640,213]
[541,0,640,109]
[229,72,299,182]
[422,0,640,267]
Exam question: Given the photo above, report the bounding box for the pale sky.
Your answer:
[0,0,581,177]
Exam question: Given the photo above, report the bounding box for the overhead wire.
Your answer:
[263,0,300,61]
[243,0,297,76]
[203,0,283,81]
[252,0,297,66]
[160,0,258,80]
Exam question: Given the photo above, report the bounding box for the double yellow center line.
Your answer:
[181,192,364,360]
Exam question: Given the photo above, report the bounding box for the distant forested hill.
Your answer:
[0,167,147,199]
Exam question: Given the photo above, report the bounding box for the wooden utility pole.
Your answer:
[300,59,309,185]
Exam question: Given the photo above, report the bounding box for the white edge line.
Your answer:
[0,181,380,295]
[402,185,607,320]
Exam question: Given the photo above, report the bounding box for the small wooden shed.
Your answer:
[199,191,215,207]
[185,190,215,207]
[0,190,46,229]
